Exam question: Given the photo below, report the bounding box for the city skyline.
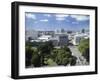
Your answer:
[25,12,90,31]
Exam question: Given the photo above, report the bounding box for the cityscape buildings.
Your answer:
[25,29,89,46]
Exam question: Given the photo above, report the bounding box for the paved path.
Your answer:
[68,46,89,65]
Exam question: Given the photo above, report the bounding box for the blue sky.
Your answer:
[25,12,89,31]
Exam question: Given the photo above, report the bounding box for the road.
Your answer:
[68,45,89,66]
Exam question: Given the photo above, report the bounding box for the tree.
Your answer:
[62,58,69,66]
[63,46,71,54]
[78,39,89,62]
[37,41,54,66]
[31,53,41,67]
[45,58,57,66]
[83,48,89,62]
[51,48,59,61]
[69,56,77,66]
[38,41,54,54]
[25,46,34,67]
[51,46,77,66]
[54,46,72,66]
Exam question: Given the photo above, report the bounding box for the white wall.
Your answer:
[0,0,99,81]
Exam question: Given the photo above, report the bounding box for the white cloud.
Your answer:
[56,17,65,21]
[55,14,69,21]
[44,14,51,17]
[72,22,79,24]
[25,13,36,20]
[40,19,48,22]
[70,15,89,21]
[55,14,69,18]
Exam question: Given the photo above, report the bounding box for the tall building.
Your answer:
[54,34,68,46]
[73,35,82,45]
[58,34,68,46]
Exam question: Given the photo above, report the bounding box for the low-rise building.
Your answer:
[26,29,69,47]
[25,29,38,41]
[73,34,89,45]
[38,35,52,42]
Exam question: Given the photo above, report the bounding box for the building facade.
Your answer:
[25,29,38,41]
[73,34,89,45]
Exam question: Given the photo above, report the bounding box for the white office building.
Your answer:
[37,34,69,46]
[73,34,89,45]
[38,35,52,42]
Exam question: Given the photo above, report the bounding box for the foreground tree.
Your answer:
[25,46,34,67]
[31,53,41,67]
[78,38,89,62]
[38,41,54,66]
[56,50,72,65]
[53,46,76,66]
[69,56,77,66]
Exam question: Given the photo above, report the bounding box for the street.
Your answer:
[68,45,89,66]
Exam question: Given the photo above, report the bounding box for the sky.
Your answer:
[25,12,90,31]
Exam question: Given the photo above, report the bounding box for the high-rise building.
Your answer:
[54,34,68,46]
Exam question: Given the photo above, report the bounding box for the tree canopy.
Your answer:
[78,38,89,62]
[26,41,77,67]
